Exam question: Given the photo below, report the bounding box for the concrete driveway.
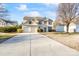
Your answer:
[0,33,79,56]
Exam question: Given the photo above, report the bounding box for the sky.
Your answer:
[2,3,58,24]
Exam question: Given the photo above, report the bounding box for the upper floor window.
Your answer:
[32,19,35,21]
[49,21,52,25]
[38,21,42,24]
[29,21,32,24]
[44,21,47,24]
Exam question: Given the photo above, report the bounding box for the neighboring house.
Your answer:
[64,22,76,33]
[22,16,54,33]
[0,19,17,27]
[56,22,77,33]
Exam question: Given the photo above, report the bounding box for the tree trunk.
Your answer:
[66,24,69,33]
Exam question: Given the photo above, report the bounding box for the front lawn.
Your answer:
[0,33,17,43]
[41,32,79,51]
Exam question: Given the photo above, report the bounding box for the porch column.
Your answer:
[46,27,48,32]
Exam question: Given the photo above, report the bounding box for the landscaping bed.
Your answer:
[41,32,79,51]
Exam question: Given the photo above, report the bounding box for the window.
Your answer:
[29,21,32,24]
[38,21,42,24]
[44,21,47,24]
[49,21,52,25]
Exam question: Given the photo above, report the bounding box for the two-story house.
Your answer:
[22,16,54,33]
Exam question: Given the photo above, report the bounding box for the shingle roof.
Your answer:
[0,18,17,23]
[23,16,53,21]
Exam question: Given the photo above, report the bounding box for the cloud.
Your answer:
[26,11,42,17]
[24,11,56,19]
[44,11,57,20]
[16,4,28,11]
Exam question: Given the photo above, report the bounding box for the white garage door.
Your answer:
[24,26,30,33]
[23,26,37,33]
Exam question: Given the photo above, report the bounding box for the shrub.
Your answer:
[52,29,56,32]
[0,27,4,32]
[3,26,17,33]
[0,26,19,33]
[17,29,23,33]
[37,28,43,32]
[49,29,56,32]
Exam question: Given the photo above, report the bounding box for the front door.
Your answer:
[44,27,46,32]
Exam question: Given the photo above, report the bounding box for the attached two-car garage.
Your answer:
[22,25,38,33]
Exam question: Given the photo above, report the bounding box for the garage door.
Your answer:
[31,27,37,33]
[23,26,37,33]
[23,26,31,33]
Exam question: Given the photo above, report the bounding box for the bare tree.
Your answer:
[57,3,79,32]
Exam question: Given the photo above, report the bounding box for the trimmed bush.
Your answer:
[0,27,4,32]
[0,26,19,33]
[37,28,43,32]
[49,29,56,32]
[17,29,23,33]
[3,26,17,33]
[52,29,56,32]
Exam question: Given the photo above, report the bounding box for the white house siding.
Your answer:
[68,23,76,33]
[64,25,67,32]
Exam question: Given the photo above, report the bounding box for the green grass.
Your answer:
[0,35,14,39]
[0,34,16,43]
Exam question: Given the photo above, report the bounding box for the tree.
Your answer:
[57,3,79,32]
[0,3,9,20]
